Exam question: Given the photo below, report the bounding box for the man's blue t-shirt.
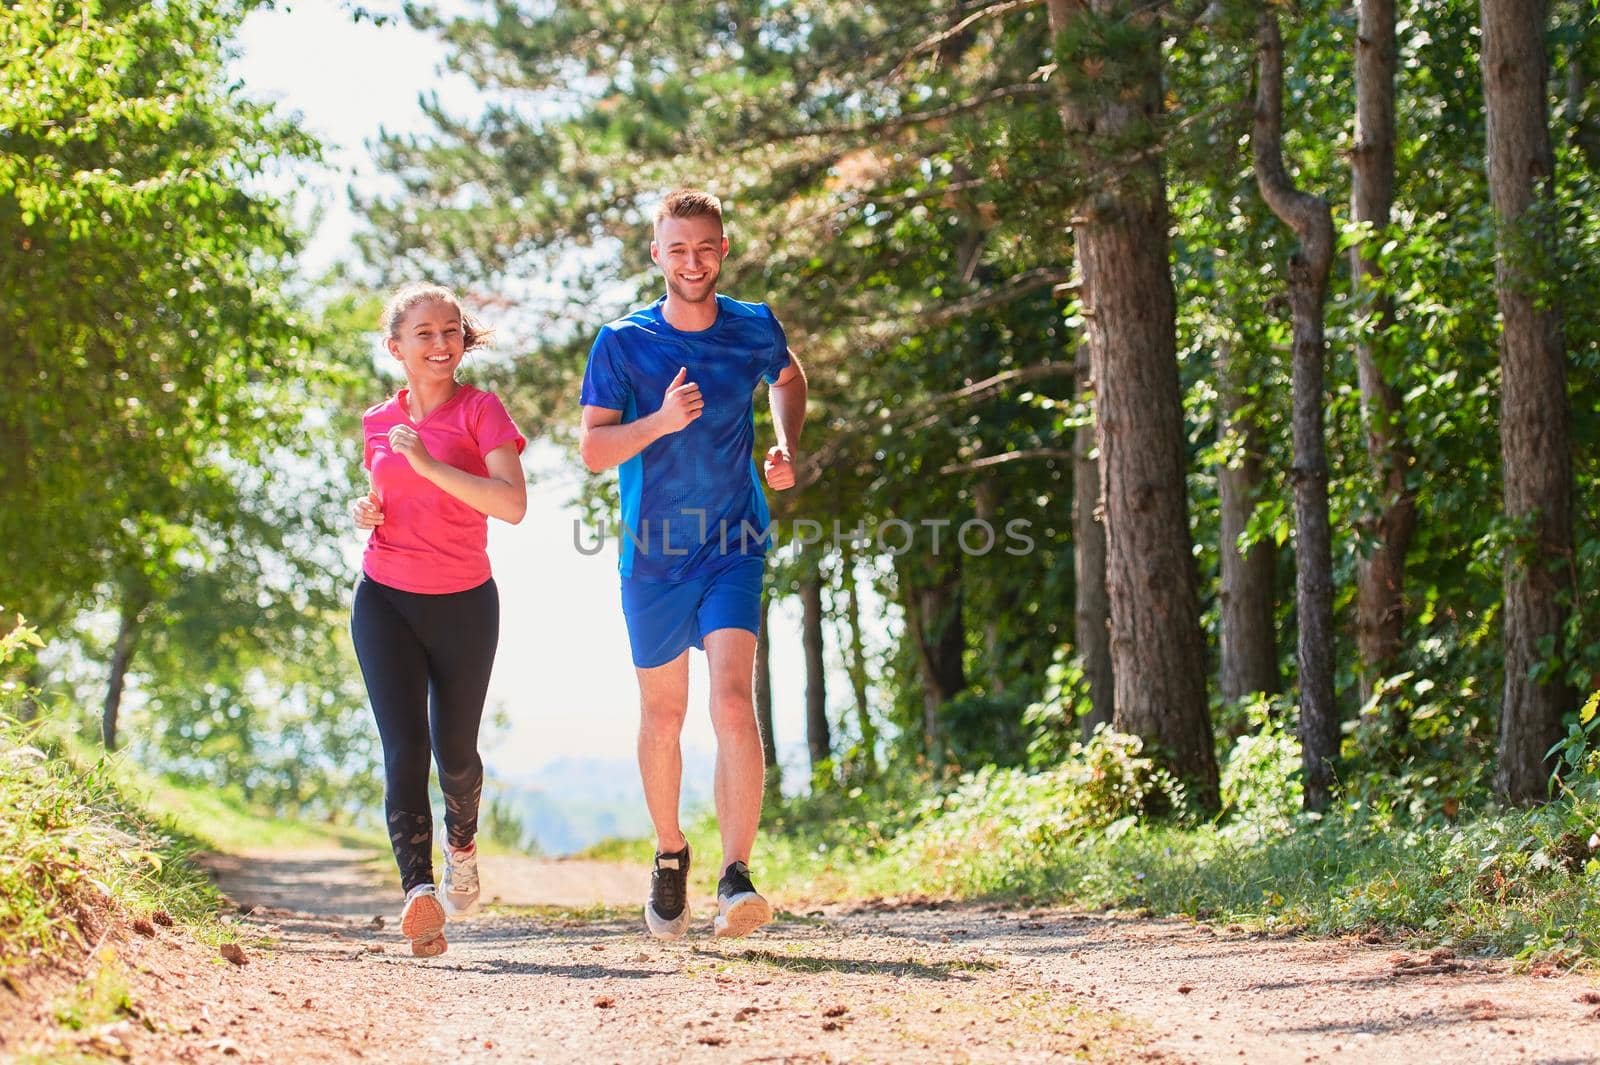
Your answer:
[580,294,792,583]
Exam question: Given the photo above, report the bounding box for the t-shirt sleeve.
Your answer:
[472,391,527,456]
[579,328,633,410]
[761,309,793,385]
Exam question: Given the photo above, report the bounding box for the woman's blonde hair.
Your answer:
[380,282,495,351]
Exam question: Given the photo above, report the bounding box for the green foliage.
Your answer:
[362,0,1600,819]
[1549,688,1600,788]
[1217,698,1303,834]
[0,617,228,968]
[1,0,325,613]
[758,764,1600,959]
[118,767,386,855]
[1343,664,1498,820]
[886,728,1189,874]
[1020,649,1091,767]
[0,1,381,812]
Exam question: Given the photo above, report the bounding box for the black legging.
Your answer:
[351,575,499,893]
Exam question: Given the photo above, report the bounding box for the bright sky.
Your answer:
[233,1,829,785]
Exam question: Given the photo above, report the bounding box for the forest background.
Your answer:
[5,0,1600,958]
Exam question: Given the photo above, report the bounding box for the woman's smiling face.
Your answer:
[388,299,465,380]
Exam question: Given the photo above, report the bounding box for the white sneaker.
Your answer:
[399,884,447,957]
[441,842,480,916]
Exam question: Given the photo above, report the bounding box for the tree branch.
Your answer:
[894,0,1046,78]
[940,447,1074,474]
[922,267,1074,326]
[1252,13,1334,280]
[799,362,1076,487]
[743,82,1056,147]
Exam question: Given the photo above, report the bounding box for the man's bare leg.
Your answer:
[636,650,691,853]
[703,628,763,875]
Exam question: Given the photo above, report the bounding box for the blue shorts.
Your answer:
[620,556,765,669]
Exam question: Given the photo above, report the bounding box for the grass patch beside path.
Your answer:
[0,716,230,969]
[585,769,1600,961]
[122,770,385,855]
[750,772,1600,961]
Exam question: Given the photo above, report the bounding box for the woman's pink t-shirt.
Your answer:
[361,385,526,594]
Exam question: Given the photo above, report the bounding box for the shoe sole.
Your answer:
[714,893,772,938]
[401,892,448,957]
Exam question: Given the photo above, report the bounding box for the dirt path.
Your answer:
[12,850,1600,1063]
[199,848,643,914]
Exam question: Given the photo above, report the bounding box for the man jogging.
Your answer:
[579,188,807,939]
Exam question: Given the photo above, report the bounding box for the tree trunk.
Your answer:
[1072,341,1115,737]
[1254,12,1339,812]
[1045,0,1217,809]
[1351,0,1416,709]
[1216,339,1279,706]
[754,590,781,796]
[971,479,1009,698]
[1481,0,1575,803]
[840,546,878,779]
[800,568,831,776]
[1566,11,1600,169]
[103,598,146,751]
[900,560,966,765]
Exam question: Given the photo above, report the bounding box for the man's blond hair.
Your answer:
[654,188,723,229]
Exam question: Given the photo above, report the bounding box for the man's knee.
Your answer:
[709,690,757,737]
[639,694,689,735]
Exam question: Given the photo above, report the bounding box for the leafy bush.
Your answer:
[1217,697,1302,834]
[1343,666,1498,822]
[1021,652,1089,768]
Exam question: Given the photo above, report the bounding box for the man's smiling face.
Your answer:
[652,213,727,305]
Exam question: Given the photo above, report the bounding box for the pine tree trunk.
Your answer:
[841,546,878,779]
[1045,0,1217,808]
[972,480,1009,698]
[800,569,831,776]
[899,561,966,765]
[1566,12,1600,169]
[103,599,145,751]
[1072,342,1115,737]
[1254,12,1339,812]
[1217,339,1279,706]
[754,590,781,796]
[1351,0,1416,709]
[1481,0,1575,803]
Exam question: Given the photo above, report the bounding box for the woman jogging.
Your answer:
[350,283,527,957]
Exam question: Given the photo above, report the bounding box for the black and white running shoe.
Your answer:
[714,861,772,938]
[645,843,691,940]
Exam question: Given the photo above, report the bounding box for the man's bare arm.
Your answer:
[770,353,807,456]
[580,367,704,472]
[762,352,808,490]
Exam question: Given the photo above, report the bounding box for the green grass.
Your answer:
[0,715,234,968]
[579,759,1600,962]
[739,767,1600,961]
[123,771,385,854]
